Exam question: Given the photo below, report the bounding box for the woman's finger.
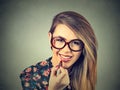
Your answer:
[51,67,58,76]
[57,67,66,80]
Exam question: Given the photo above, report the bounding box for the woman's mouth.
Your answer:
[59,54,72,62]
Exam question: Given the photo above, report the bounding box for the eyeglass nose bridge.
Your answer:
[62,41,72,51]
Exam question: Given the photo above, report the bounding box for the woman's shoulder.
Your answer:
[20,57,52,80]
[20,57,52,89]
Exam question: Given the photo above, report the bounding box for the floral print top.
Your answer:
[20,57,52,90]
[20,57,71,90]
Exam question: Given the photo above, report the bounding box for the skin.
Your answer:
[48,24,82,90]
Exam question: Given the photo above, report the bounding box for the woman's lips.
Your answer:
[59,54,72,62]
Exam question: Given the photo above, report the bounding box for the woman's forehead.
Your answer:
[53,24,78,40]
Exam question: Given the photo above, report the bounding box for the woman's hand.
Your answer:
[48,66,70,90]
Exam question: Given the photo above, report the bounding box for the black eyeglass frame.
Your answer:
[51,36,84,52]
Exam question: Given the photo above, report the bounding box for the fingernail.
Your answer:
[55,65,59,70]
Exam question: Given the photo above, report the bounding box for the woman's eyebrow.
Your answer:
[54,36,66,40]
[54,36,79,41]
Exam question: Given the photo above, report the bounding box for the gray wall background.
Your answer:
[0,0,120,90]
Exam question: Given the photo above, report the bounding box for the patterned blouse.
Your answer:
[20,57,71,90]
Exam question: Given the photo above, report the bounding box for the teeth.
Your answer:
[60,54,72,59]
[61,55,71,59]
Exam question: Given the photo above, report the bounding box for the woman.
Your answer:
[20,11,98,90]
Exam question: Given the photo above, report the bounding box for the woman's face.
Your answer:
[49,24,82,69]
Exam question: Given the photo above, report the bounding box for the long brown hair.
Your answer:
[49,11,98,90]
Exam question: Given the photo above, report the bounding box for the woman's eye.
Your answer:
[56,38,64,42]
[73,41,80,45]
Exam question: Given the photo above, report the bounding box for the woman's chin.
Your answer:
[62,62,71,69]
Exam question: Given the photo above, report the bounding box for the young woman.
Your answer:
[20,11,98,90]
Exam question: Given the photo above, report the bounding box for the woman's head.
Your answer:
[49,11,98,90]
[49,24,84,69]
[49,11,97,66]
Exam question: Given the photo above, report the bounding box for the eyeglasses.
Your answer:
[51,36,84,52]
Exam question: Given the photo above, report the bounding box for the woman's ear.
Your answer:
[48,32,52,40]
[48,32,53,50]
